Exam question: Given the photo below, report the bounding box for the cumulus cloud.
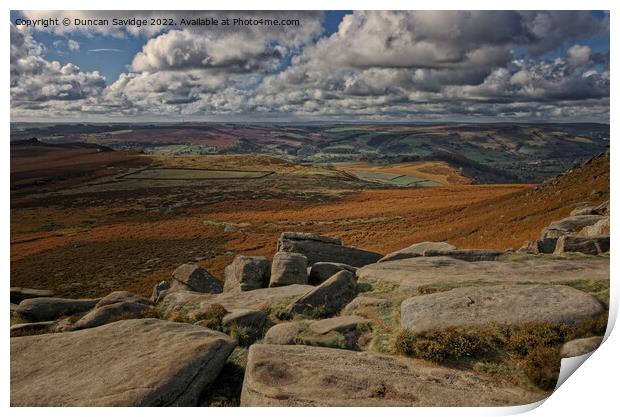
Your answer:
[10,11,610,122]
[10,25,105,114]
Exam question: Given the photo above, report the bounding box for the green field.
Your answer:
[120,168,273,181]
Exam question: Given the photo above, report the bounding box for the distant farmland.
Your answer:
[119,167,273,181]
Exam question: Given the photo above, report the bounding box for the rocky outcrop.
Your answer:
[554,235,609,255]
[277,232,382,267]
[285,270,357,317]
[422,248,502,261]
[71,302,155,331]
[580,217,610,237]
[96,291,153,308]
[170,264,223,294]
[162,284,314,321]
[401,284,604,334]
[10,287,54,304]
[308,262,356,285]
[222,309,266,329]
[11,319,236,406]
[561,336,604,358]
[151,280,170,303]
[15,297,99,322]
[541,215,605,240]
[357,256,609,295]
[224,256,270,292]
[343,296,390,315]
[378,241,456,263]
[308,315,370,335]
[240,344,545,406]
[10,321,56,337]
[263,322,305,345]
[269,252,308,287]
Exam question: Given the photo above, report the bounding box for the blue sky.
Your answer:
[10,11,610,122]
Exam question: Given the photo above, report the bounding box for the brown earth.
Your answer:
[10,149,609,299]
[333,160,473,185]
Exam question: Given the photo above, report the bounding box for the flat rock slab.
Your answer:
[379,241,456,263]
[163,285,314,319]
[71,301,155,331]
[240,344,545,406]
[561,336,604,358]
[401,284,604,334]
[11,319,236,406]
[10,287,54,304]
[342,296,390,315]
[277,232,381,267]
[357,256,609,295]
[15,297,100,322]
[309,315,370,335]
[541,215,605,239]
[263,322,305,345]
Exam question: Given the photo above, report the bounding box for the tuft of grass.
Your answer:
[193,303,228,331]
[393,315,608,391]
[200,347,248,406]
[229,324,265,347]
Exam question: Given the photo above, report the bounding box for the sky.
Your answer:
[10,10,610,123]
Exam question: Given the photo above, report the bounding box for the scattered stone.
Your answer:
[378,241,456,263]
[222,309,267,329]
[309,315,370,335]
[357,256,609,295]
[96,291,153,308]
[308,262,357,285]
[71,301,155,331]
[151,280,170,303]
[401,284,604,334]
[16,297,99,322]
[269,252,308,287]
[10,287,54,304]
[570,204,598,216]
[277,232,382,267]
[285,270,357,317]
[594,200,610,216]
[10,321,56,337]
[170,264,223,294]
[561,336,604,358]
[423,248,502,261]
[263,322,305,345]
[541,215,605,240]
[342,296,390,315]
[554,235,609,255]
[580,217,610,237]
[11,319,237,406]
[240,344,545,406]
[224,256,270,292]
[162,284,314,321]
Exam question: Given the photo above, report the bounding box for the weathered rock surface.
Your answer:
[224,256,270,292]
[96,291,153,308]
[561,336,604,358]
[378,241,456,263]
[263,322,305,345]
[308,262,357,285]
[269,252,308,287]
[71,301,155,331]
[10,287,54,304]
[554,235,609,255]
[11,319,236,406]
[171,264,223,294]
[423,248,502,261]
[277,232,382,267]
[357,256,609,295]
[240,344,545,406]
[518,239,557,254]
[343,296,390,315]
[308,315,370,335]
[16,297,99,322]
[580,217,610,237]
[541,215,605,240]
[285,270,357,317]
[162,284,314,320]
[10,321,56,337]
[401,284,604,334]
[151,280,170,302]
[222,309,266,329]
